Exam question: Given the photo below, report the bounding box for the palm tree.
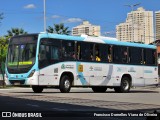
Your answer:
[5,28,27,38]
[46,23,71,35]
[0,37,8,62]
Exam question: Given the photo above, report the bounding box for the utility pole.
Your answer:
[43,0,46,32]
[125,3,140,42]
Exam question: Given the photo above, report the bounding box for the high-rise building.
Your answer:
[116,7,154,44]
[156,11,160,40]
[72,21,100,36]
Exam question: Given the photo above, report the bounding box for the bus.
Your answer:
[5,33,158,93]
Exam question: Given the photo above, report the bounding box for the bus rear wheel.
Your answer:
[60,75,71,93]
[114,77,131,93]
[92,86,107,93]
[32,86,44,93]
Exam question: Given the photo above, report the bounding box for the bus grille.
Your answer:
[9,80,25,85]
[7,67,30,74]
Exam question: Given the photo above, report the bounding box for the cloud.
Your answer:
[51,15,61,19]
[51,16,83,23]
[24,4,36,9]
[65,18,83,23]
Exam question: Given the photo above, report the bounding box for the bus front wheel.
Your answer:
[114,77,131,93]
[32,86,44,93]
[60,75,71,93]
[92,86,107,93]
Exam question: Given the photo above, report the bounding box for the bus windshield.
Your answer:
[7,35,38,73]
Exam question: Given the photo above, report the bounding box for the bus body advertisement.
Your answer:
[5,33,158,93]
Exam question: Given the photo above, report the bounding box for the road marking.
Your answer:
[51,108,68,111]
[26,104,40,107]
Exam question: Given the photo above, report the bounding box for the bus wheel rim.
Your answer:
[64,80,70,89]
[122,80,129,90]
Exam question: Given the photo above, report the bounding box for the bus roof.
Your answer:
[38,33,156,49]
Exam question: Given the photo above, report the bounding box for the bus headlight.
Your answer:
[28,70,35,78]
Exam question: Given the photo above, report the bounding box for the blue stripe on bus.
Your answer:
[37,61,157,71]
[103,40,156,49]
[76,62,88,85]
[38,33,156,49]
[39,33,85,41]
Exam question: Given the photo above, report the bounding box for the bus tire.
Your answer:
[32,86,44,93]
[114,77,131,93]
[92,86,107,93]
[60,75,71,93]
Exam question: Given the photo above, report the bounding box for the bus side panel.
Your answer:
[76,63,122,87]
[58,62,77,86]
[76,62,90,86]
[112,65,145,87]
[38,64,60,86]
[89,63,113,86]
[112,65,128,86]
[144,66,158,86]
[26,71,39,85]
[129,66,145,87]
[38,62,77,86]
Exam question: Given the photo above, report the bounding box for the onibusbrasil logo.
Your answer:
[61,64,65,69]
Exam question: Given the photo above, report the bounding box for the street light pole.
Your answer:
[43,0,46,32]
[125,3,141,42]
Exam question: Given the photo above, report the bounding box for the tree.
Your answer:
[0,36,7,87]
[5,28,27,38]
[0,37,8,63]
[46,23,71,35]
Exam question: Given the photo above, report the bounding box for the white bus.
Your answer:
[5,33,158,93]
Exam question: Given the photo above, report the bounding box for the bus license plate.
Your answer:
[14,82,20,85]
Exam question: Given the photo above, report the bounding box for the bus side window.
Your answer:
[121,47,128,63]
[51,46,59,60]
[143,49,146,64]
[77,42,93,61]
[129,47,142,65]
[77,44,81,60]
[95,44,101,62]
[108,45,112,62]
[39,38,61,69]
[40,50,46,60]
[145,49,156,65]
[39,45,50,68]
[62,40,75,60]
[94,44,108,62]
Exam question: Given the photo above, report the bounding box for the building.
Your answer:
[72,21,100,36]
[156,11,160,40]
[116,7,154,44]
[150,39,160,76]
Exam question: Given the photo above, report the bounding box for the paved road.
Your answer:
[0,87,160,120]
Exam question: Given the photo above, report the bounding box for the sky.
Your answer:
[0,0,160,37]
